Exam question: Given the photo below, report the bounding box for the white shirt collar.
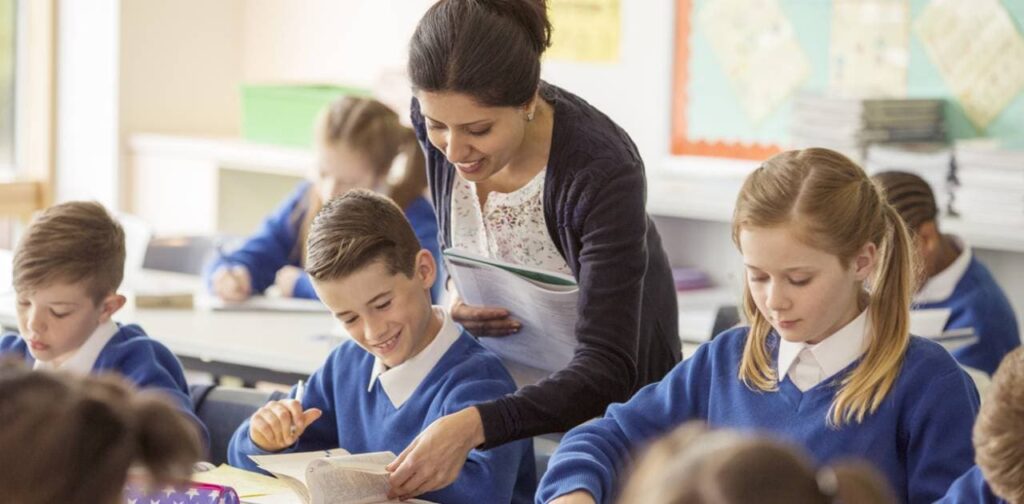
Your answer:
[367,307,461,408]
[777,309,869,388]
[33,320,119,374]
[914,235,972,304]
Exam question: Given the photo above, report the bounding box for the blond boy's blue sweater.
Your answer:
[228,330,536,504]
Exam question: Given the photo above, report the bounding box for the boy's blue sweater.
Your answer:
[937,465,1007,504]
[0,323,208,446]
[228,331,536,504]
[916,256,1020,375]
[205,182,443,302]
[536,327,979,504]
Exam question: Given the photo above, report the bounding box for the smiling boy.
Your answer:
[226,190,534,504]
[0,201,206,444]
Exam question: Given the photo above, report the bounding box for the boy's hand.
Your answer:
[550,491,597,504]
[249,399,322,452]
[448,292,521,337]
[274,266,304,298]
[212,265,252,302]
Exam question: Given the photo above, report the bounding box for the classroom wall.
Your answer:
[238,0,678,168]
[118,0,246,212]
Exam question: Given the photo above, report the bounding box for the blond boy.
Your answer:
[227,190,534,503]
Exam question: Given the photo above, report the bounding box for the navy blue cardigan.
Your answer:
[411,82,681,448]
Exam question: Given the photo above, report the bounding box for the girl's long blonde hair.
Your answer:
[293,96,428,263]
[732,148,916,426]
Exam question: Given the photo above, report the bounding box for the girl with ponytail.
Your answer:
[537,148,979,504]
[206,96,442,303]
[0,360,203,504]
[619,422,897,504]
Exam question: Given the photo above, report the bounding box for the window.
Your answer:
[0,0,14,174]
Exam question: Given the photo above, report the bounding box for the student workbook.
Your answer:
[248,449,434,504]
[443,248,578,375]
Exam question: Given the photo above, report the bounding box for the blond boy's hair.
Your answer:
[974,347,1024,503]
[13,201,126,303]
[733,148,916,426]
[305,189,421,283]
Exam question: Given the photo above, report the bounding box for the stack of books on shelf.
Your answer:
[790,94,946,165]
[864,142,954,215]
[952,139,1024,226]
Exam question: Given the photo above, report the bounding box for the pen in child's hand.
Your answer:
[290,379,305,436]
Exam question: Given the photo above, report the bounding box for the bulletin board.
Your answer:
[671,0,1024,160]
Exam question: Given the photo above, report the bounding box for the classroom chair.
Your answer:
[190,384,286,465]
[143,235,219,276]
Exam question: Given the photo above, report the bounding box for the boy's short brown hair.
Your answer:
[305,190,420,282]
[974,347,1024,503]
[13,201,126,303]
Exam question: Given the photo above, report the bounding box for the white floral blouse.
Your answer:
[450,168,573,276]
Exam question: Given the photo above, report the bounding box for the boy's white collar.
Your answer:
[33,320,119,374]
[368,307,461,408]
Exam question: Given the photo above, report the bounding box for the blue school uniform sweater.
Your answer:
[915,256,1020,375]
[227,331,536,504]
[937,465,1007,504]
[0,323,208,446]
[535,327,979,504]
[204,182,443,302]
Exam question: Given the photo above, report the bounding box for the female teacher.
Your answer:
[387,0,681,497]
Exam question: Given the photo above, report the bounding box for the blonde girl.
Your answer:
[537,148,979,504]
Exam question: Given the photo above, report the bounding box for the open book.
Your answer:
[248,449,435,504]
[443,248,579,376]
[910,308,977,352]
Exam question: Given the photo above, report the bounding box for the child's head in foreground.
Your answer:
[974,347,1024,503]
[618,421,896,504]
[0,359,202,504]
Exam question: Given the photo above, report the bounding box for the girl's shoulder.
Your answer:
[903,335,966,373]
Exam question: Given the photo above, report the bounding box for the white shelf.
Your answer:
[130,134,315,178]
[647,168,1024,254]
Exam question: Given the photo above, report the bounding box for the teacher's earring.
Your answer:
[525,110,535,122]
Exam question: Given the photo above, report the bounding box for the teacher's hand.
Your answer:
[386,407,485,499]
[449,293,521,336]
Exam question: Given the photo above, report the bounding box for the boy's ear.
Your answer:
[414,249,437,290]
[97,293,127,322]
[853,242,879,281]
[915,220,941,255]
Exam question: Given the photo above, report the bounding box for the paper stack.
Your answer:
[790,94,946,164]
[952,139,1024,226]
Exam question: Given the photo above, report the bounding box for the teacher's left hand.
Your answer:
[386,407,485,499]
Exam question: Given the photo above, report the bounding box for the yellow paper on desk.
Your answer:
[192,464,294,498]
